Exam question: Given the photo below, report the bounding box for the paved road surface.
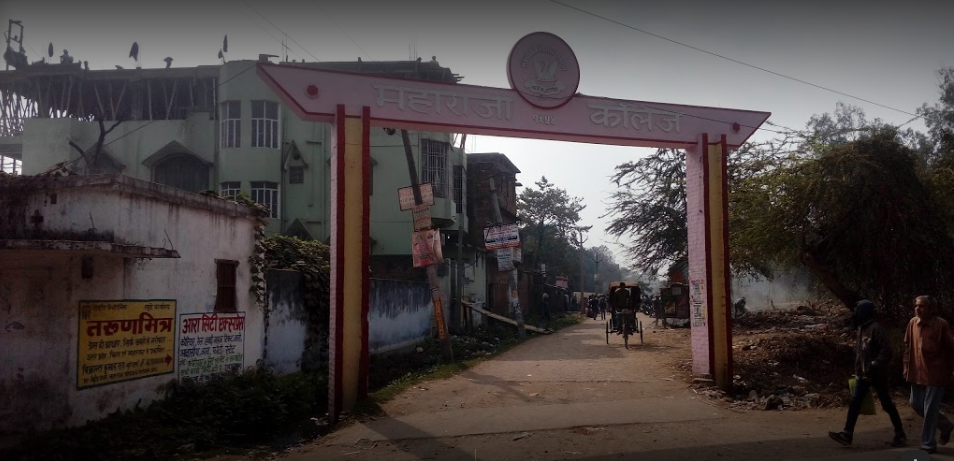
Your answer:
[266,314,938,461]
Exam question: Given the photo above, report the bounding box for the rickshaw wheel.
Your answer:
[605,321,610,344]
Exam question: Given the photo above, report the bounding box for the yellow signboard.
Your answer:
[77,300,177,389]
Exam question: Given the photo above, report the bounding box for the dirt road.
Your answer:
[245,314,937,461]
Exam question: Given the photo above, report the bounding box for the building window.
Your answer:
[214,260,238,313]
[153,154,210,193]
[220,101,241,148]
[0,155,22,175]
[288,166,304,184]
[220,181,241,198]
[454,165,465,214]
[421,139,447,198]
[251,100,279,149]
[251,181,280,219]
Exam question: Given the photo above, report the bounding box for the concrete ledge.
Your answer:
[0,239,180,258]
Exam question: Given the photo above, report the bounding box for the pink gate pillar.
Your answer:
[686,134,733,389]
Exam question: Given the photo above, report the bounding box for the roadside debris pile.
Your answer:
[692,376,832,411]
[688,302,858,410]
[452,334,503,358]
[733,302,844,332]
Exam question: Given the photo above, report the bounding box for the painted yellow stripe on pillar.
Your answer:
[706,141,730,388]
[341,116,365,410]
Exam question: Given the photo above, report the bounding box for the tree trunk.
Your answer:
[800,249,860,310]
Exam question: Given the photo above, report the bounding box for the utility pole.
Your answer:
[401,130,453,362]
[457,134,469,332]
[592,252,603,292]
[489,177,526,337]
[574,229,588,310]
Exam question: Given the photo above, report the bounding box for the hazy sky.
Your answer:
[3,0,952,266]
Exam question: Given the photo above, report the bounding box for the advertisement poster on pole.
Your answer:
[412,229,443,267]
[411,204,431,231]
[483,223,520,250]
[496,247,515,271]
[398,183,434,211]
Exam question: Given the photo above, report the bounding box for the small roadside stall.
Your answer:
[659,283,691,327]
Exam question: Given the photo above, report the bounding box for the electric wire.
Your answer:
[313,4,373,61]
[549,0,932,125]
[233,3,307,62]
[23,42,42,60]
[239,0,322,62]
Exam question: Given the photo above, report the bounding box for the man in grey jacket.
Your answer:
[829,300,907,447]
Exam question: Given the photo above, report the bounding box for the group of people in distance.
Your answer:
[829,295,954,454]
[582,282,669,329]
[582,282,644,331]
[585,293,607,320]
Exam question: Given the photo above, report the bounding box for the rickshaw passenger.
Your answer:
[612,282,631,330]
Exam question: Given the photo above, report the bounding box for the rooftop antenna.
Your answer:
[283,34,290,62]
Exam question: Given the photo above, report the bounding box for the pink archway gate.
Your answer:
[258,32,770,420]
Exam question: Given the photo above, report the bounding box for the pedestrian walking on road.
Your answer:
[540,292,551,330]
[903,295,954,454]
[652,295,667,328]
[598,295,607,320]
[828,300,907,448]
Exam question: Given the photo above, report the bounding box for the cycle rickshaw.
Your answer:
[604,282,644,348]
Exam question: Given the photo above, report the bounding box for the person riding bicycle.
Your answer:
[611,282,632,331]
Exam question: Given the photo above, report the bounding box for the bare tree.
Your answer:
[67,108,124,174]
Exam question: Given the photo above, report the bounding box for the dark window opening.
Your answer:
[454,165,465,214]
[215,260,238,313]
[153,154,210,193]
[289,166,304,184]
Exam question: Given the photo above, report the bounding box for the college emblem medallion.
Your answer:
[507,32,581,109]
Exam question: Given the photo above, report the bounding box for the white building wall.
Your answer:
[263,270,308,374]
[0,177,261,432]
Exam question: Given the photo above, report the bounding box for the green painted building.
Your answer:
[0,57,507,331]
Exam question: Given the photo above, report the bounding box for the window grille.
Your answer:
[220,101,241,148]
[220,181,241,198]
[454,165,465,213]
[251,100,279,149]
[288,166,304,184]
[251,181,280,219]
[421,139,447,198]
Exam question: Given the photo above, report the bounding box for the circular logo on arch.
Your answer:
[507,32,580,109]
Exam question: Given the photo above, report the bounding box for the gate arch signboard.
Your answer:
[257,31,770,419]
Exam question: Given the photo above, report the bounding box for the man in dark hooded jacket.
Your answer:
[829,300,907,447]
